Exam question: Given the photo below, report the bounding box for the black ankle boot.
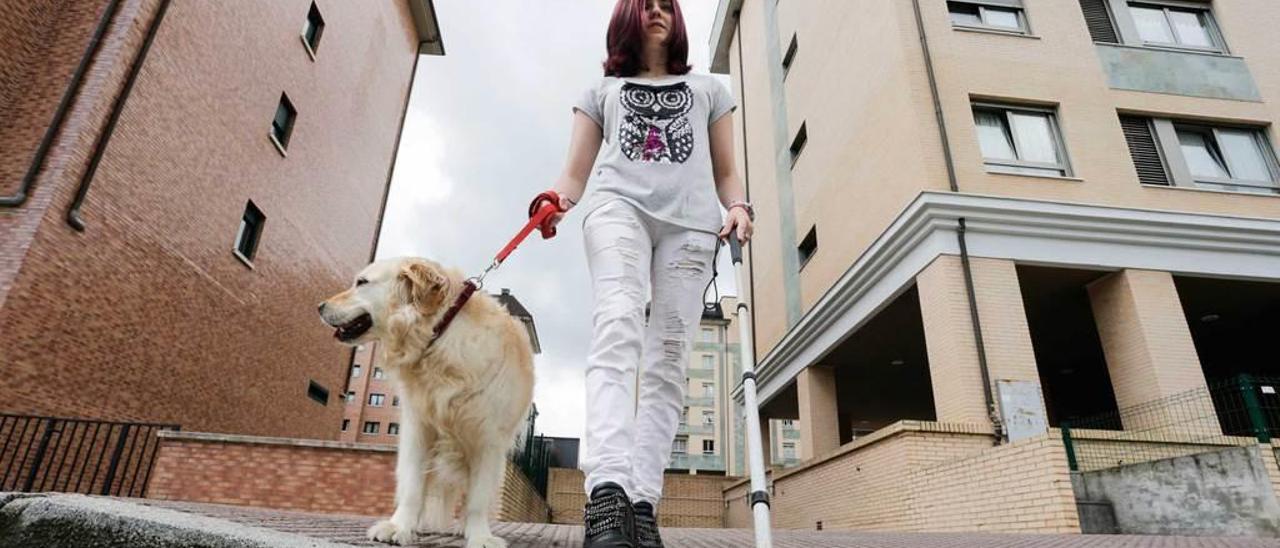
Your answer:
[583,482,635,548]
[632,501,664,548]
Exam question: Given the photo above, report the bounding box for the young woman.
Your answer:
[542,0,752,546]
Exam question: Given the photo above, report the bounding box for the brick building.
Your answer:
[1,0,444,439]
[338,289,542,444]
[712,0,1280,535]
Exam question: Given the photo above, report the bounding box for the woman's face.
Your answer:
[642,0,673,47]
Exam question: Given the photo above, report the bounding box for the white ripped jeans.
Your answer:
[580,200,717,505]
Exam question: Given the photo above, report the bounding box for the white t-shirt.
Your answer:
[573,73,737,235]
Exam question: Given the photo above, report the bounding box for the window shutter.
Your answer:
[1078,0,1120,44]
[1119,116,1171,186]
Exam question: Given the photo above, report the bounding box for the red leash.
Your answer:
[428,191,564,347]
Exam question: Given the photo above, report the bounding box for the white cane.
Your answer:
[726,231,773,548]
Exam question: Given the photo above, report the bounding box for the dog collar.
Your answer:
[428,279,478,349]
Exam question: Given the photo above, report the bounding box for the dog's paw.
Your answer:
[368,519,415,545]
[465,535,508,548]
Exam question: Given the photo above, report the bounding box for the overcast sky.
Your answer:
[375,1,735,438]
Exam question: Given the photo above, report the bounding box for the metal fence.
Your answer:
[1062,374,1279,472]
[511,408,552,498]
[0,414,180,497]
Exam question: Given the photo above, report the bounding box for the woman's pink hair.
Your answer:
[603,0,692,77]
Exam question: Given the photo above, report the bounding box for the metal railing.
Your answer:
[1062,374,1278,472]
[511,408,551,498]
[0,414,180,496]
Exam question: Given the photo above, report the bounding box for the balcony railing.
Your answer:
[685,396,715,407]
[677,423,714,436]
[668,452,724,471]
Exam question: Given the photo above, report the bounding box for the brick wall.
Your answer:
[727,421,1080,534]
[1,0,418,439]
[145,431,550,523]
[546,468,730,528]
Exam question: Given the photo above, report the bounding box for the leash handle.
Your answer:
[494,191,565,266]
[727,230,744,265]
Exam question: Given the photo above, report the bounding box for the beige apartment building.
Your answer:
[712,0,1280,536]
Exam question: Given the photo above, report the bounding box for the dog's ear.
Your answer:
[399,262,448,310]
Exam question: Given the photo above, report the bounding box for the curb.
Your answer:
[0,492,350,548]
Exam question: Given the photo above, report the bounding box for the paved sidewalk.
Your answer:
[3,493,1279,547]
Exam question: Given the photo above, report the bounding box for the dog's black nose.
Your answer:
[318,302,327,314]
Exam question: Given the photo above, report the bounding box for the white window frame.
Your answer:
[972,102,1074,178]
[1150,118,1280,195]
[362,421,379,434]
[350,365,361,378]
[702,410,715,426]
[368,393,385,407]
[1107,0,1228,54]
[702,439,715,455]
[947,0,1031,35]
[673,436,688,454]
[388,423,400,436]
[372,367,385,379]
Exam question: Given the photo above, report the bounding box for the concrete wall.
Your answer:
[725,421,1079,534]
[1073,444,1280,537]
[145,432,551,523]
[546,468,729,528]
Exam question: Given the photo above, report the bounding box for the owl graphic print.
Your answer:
[618,82,695,164]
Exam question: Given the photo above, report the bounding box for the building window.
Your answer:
[1125,1,1224,52]
[344,391,355,404]
[782,34,798,78]
[702,439,715,455]
[673,436,688,454]
[363,421,380,434]
[701,327,717,343]
[372,367,385,379]
[392,396,400,407]
[972,102,1072,177]
[798,225,817,269]
[702,410,714,426]
[782,419,795,427]
[1123,115,1279,195]
[388,423,400,436]
[270,93,296,153]
[234,201,265,264]
[1079,0,1121,43]
[368,393,385,407]
[783,442,796,460]
[789,122,807,168]
[351,365,361,378]
[681,407,689,424]
[341,419,349,431]
[702,383,714,398]
[948,1,1028,34]
[306,381,328,405]
[701,355,714,370]
[301,2,325,58]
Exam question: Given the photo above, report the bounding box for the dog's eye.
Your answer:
[355,278,369,287]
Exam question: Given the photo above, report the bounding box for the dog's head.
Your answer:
[318,257,453,345]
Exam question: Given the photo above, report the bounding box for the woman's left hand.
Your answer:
[719,207,754,243]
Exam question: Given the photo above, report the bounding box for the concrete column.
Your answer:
[797,366,840,460]
[1087,269,1216,433]
[917,256,1046,429]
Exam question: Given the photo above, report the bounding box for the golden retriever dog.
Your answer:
[319,257,535,548]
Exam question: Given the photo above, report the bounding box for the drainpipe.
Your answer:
[734,15,762,399]
[911,0,1002,442]
[1,0,123,208]
[66,0,173,231]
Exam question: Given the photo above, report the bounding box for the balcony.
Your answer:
[1096,44,1260,101]
[685,396,715,407]
[669,452,725,472]
[687,367,715,380]
[677,423,714,436]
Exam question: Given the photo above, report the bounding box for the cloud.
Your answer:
[377,0,738,441]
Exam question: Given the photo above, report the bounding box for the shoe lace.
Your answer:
[584,489,632,538]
